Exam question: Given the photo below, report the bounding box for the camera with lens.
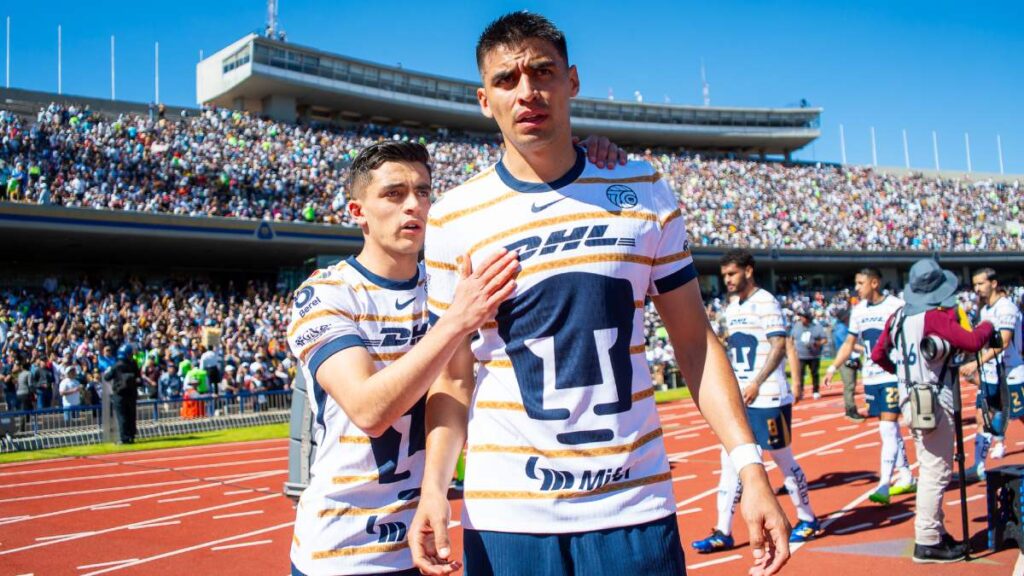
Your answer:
[990,330,1004,350]
[920,335,952,363]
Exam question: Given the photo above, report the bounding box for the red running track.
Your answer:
[1,383,1021,576]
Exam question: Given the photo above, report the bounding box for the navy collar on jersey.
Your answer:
[495,146,586,193]
[738,287,762,306]
[866,295,888,307]
[346,256,419,291]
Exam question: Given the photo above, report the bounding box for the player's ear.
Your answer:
[348,199,367,229]
[476,87,493,119]
[567,64,579,98]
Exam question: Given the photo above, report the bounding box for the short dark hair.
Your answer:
[973,267,997,282]
[346,141,431,199]
[719,249,755,269]
[857,267,882,281]
[476,11,568,71]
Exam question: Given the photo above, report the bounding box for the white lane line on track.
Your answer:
[78,521,295,576]
[676,507,702,516]
[836,424,861,431]
[0,479,198,504]
[0,515,30,524]
[1013,552,1024,576]
[833,522,873,535]
[76,559,140,570]
[817,448,844,456]
[673,474,697,483]
[0,493,280,557]
[947,494,985,506]
[800,430,825,437]
[90,504,131,510]
[674,432,699,439]
[211,539,274,552]
[687,554,744,570]
[449,520,461,528]
[158,495,200,504]
[0,447,287,478]
[1,469,284,527]
[855,441,880,449]
[36,531,95,541]
[128,521,182,530]
[213,510,265,520]
[224,489,254,496]
[0,457,287,489]
[0,439,287,472]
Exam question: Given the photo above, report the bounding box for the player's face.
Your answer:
[972,274,994,300]
[720,263,751,295]
[348,161,431,257]
[854,274,877,301]
[476,38,579,152]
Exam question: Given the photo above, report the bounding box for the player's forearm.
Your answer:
[347,319,472,436]
[751,337,786,387]
[420,375,472,498]
[682,326,757,451]
[831,338,855,367]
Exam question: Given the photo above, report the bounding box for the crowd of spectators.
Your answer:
[0,279,296,414]
[2,103,1021,252]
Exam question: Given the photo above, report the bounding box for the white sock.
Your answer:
[878,420,899,491]
[715,446,741,536]
[770,446,816,522]
[975,431,992,465]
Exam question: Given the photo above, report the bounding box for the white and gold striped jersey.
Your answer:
[424,150,695,534]
[722,288,793,408]
[981,295,1024,384]
[849,295,905,387]
[287,257,428,576]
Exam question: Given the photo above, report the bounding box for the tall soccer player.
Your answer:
[826,268,916,505]
[692,249,822,553]
[411,12,791,576]
[286,141,520,576]
[962,268,1024,480]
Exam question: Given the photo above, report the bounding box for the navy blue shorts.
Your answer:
[291,563,420,576]
[976,381,1024,418]
[462,513,686,576]
[746,404,792,451]
[864,382,900,417]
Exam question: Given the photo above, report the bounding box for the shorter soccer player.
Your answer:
[693,249,822,553]
[962,268,1024,480]
[826,268,916,505]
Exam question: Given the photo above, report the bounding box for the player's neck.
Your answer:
[500,134,578,184]
[869,292,885,305]
[354,245,418,285]
[988,293,1002,307]
[738,284,758,302]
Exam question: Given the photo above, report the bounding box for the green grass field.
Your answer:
[0,422,289,464]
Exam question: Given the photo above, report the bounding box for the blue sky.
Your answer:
[3,1,1021,173]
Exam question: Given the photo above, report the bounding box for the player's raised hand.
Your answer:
[574,135,628,169]
[739,465,791,576]
[447,249,519,335]
[409,492,461,575]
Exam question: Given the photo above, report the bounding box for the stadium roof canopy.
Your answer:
[198,35,821,156]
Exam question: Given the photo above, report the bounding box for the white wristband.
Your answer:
[729,443,763,473]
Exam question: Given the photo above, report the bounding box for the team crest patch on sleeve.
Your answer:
[606,185,638,209]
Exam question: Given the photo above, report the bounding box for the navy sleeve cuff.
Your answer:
[308,334,365,379]
[766,331,787,339]
[654,263,698,295]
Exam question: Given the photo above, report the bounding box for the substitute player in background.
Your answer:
[411,12,790,576]
[826,268,916,505]
[693,249,822,553]
[962,268,1024,480]
[286,141,520,576]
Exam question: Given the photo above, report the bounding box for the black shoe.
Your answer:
[913,534,967,564]
[844,411,866,422]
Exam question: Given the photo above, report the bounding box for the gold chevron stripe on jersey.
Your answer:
[318,499,419,519]
[475,387,655,411]
[470,428,663,458]
[311,541,409,560]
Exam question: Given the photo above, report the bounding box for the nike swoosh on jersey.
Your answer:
[530,197,567,213]
[395,298,416,310]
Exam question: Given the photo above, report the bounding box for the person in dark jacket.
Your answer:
[104,344,140,444]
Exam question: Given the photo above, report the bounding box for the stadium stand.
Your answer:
[1,103,1021,252]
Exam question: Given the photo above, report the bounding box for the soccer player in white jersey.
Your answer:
[962,268,1024,480]
[286,141,520,576]
[826,268,916,505]
[410,12,791,576]
[692,249,822,553]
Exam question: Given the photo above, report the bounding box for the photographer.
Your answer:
[871,259,994,563]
